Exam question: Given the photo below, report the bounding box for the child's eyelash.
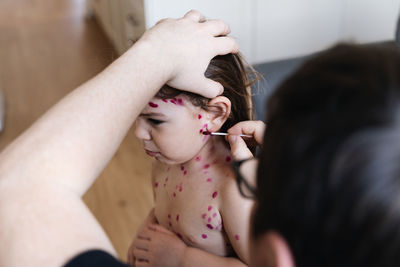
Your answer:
[147,118,164,125]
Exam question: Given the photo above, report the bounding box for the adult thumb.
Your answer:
[227,135,253,161]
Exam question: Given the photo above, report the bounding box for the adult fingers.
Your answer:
[187,77,224,98]
[228,120,266,145]
[213,36,239,55]
[228,135,254,161]
[202,19,231,36]
[183,10,206,22]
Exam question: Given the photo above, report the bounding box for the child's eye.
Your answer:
[147,118,164,125]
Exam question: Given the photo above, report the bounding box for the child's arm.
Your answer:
[219,175,255,264]
[132,224,247,267]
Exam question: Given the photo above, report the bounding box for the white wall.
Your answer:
[143,0,400,64]
[341,0,400,43]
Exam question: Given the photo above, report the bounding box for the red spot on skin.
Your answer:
[180,165,184,171]
[206,178,212,182]
[204,164,210,169]
[208,206,212,211]
[154,182,158,188]
[213,213,217,218]
[212,191,218,198]
[162,99,168,103]
[206,224,214,230]
[170,99,176,104]
[198,114,202,119]
[202,234,208,239]
[208,217,211,223]
[179,186,183,192]
[176,215,180,221]
[202,213,207,219]
[148,102,158,108]
[173,192,176,197]
[165,177,169,182]
[177,233,183,239]
[169,222,172,227]
[177,98,184,106]
[168,214,171,219]
[235,235,240,241]
[184,170,187,175]
[226,156,232,162]
[195,156,201,161]
[199,129,203,134]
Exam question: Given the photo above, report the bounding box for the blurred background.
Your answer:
[0,0,399,261]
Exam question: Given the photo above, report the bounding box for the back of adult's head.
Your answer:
[254,43,400,266]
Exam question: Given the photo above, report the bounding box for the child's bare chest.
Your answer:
[152,167,233,256]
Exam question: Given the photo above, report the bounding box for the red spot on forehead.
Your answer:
[148,102,158,108]
[212,191,218,198]
[201,234,208,239]
[204,164,210,169]
[198,114,202,119]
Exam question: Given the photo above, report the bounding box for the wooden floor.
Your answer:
[0,0,153,261]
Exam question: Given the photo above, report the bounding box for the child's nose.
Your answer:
[134,120,151,141]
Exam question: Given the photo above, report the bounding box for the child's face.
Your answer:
[135,95,210,164]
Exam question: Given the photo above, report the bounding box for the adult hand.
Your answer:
[136,10,238,98]
[227,120,266,160]
[131,224,187,267]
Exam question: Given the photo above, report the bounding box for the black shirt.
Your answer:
[64,250,130,267]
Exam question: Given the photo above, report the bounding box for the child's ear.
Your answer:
[205,96,231,132]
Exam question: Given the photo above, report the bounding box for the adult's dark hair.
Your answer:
[254,43,400,266]
[155,53,258,132]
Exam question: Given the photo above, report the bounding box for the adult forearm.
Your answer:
[0,40,163,196]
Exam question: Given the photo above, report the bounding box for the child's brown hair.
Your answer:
[155,53,258,133]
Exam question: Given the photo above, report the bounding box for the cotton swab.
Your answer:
[202,131,252,138]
